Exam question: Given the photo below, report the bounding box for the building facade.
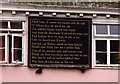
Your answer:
[0,0,120,83]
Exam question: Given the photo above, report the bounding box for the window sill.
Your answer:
[0,63,24,66]
[0,29,24,31]
[92,66,120,70]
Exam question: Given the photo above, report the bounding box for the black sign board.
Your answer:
[28,16,92,71]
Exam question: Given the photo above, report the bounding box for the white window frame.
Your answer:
[94,25,120,38]
[93,24,120,68]
[0,34,7,63]
[0,21,25,65]
[94,25,109,37]
[11,34,24,64]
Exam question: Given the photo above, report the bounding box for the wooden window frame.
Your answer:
[93,24,120,68]
[0,34,7,63]
[0,21,25,65]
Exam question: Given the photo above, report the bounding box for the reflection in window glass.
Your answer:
[110,25,120,35]
[0,36,5,61]
[96,53,107,64]
[14,36,22,48]
[110,40,120,64]
[96,25,108,34]
[0,22,8,29]
[11,22,22,29]
[96,40,107,64]
[14,49,22,61]
[110,53,120,64]
[0,36,5,47]
[110,40,120,52]
[96,40,107,51]
[0,49,5,61]
[13,36,22,62]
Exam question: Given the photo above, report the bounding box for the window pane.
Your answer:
[0,22,8,29]
[0,31,8,33]
[0,49,5,61]
[96,25,108,34]
[11,22,22,29]
[9,36,12,63]
[96,53,107,64]
[96,40,107,51]
[14,49,22,61]
[0,36,5,47]
[110,25,120,35]
[14,36,22,48]
[10,31,23,33]
[110,40,120,52]
[110,53,120,64]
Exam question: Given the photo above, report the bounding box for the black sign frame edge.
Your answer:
[28,16,92,69]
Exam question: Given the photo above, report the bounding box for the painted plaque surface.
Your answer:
[28,17,92,69]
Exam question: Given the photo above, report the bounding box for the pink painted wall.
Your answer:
[1,17,119,83]
[2,67,119,82]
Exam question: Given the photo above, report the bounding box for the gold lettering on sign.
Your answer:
[30,18,90,65]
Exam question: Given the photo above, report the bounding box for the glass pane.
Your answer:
[0,31,8,33]
[11,22,22,29]
[110,25,120,35]
[110,53,120,64]
[96,53,107,64]
[9,36,12,63]
[0,36,5,47]
[0,22,8,29]
[110,40,120,52]
[10,31,23,33]
[0,49,5,61]
[13,49,22,61]
[14,36,22,48]
[96,25,108,34]
[96,40,107,51]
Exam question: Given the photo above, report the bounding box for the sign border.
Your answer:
[28,16,92,69]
